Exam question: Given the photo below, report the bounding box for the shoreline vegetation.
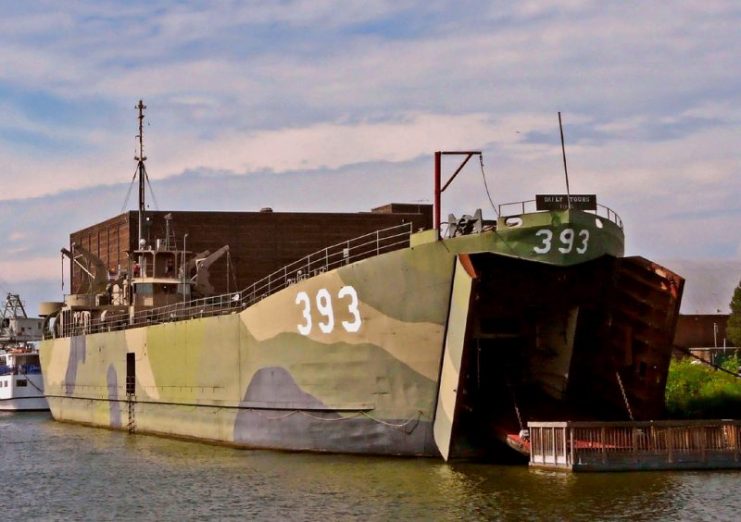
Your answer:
[665,354,741,419]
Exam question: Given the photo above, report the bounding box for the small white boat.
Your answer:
[0,294,48,411]
[0,348,47,411]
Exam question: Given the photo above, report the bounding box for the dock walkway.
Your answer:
[528,419,741,471]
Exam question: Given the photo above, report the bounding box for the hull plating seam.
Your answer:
[45,394,377,412]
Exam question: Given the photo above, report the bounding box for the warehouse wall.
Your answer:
[69,205,432,296]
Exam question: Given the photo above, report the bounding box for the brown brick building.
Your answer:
[665,260,739,352]
[68,204,432,296]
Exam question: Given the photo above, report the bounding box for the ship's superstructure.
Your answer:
[38,106,684,460]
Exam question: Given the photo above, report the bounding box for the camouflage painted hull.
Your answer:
[39,210,683,459]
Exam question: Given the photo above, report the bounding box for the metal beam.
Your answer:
[433,151,482,238]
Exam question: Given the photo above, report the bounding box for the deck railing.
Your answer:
[497,200,623,229]
[52,222,414,337]
[529,420,741,471]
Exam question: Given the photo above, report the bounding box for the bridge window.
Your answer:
[136,283,154,295]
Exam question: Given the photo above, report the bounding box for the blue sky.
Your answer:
[0,1,739,311]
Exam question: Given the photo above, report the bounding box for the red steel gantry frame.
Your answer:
[434,150,482,238]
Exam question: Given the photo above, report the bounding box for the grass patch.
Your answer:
[665,355,741,419]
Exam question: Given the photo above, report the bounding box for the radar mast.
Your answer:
[135,99,148,246]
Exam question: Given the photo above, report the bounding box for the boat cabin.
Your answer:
[131,245,191,308]
[0,316,43,343]
[0,349,42,378]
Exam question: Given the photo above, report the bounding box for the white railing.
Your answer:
[53,222,414,337]
[498,200,623,229]
[529,420,741,471]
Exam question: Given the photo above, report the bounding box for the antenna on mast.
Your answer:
[558,112,572,209]
[135,100,148,245]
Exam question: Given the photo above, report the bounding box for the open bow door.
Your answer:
[433,255,477,461]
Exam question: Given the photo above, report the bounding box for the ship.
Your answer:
[38,105,684,460]
[0,294,48,411]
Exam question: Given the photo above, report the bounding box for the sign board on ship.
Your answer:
[535,194,597,211]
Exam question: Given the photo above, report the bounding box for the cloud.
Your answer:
[0,110,567,200]
[158,112,502,173]
[0,0,738,312]
[3,2,738,118]
[0,256,60,283]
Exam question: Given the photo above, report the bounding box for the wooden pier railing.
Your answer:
[528,420,741,471]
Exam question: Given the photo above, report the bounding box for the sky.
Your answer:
[0,0,738,313]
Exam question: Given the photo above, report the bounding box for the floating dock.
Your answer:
[528,420,741,471]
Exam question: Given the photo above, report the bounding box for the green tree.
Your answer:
[665,356,741,418]
[728,278,741,346]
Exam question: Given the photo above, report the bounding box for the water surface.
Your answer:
[2,413,738,521]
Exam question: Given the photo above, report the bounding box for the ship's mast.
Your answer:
[558,112,572,210]
[135,100,148,246]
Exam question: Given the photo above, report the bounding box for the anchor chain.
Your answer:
[505,377,525,432]
[615,371,634,421]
